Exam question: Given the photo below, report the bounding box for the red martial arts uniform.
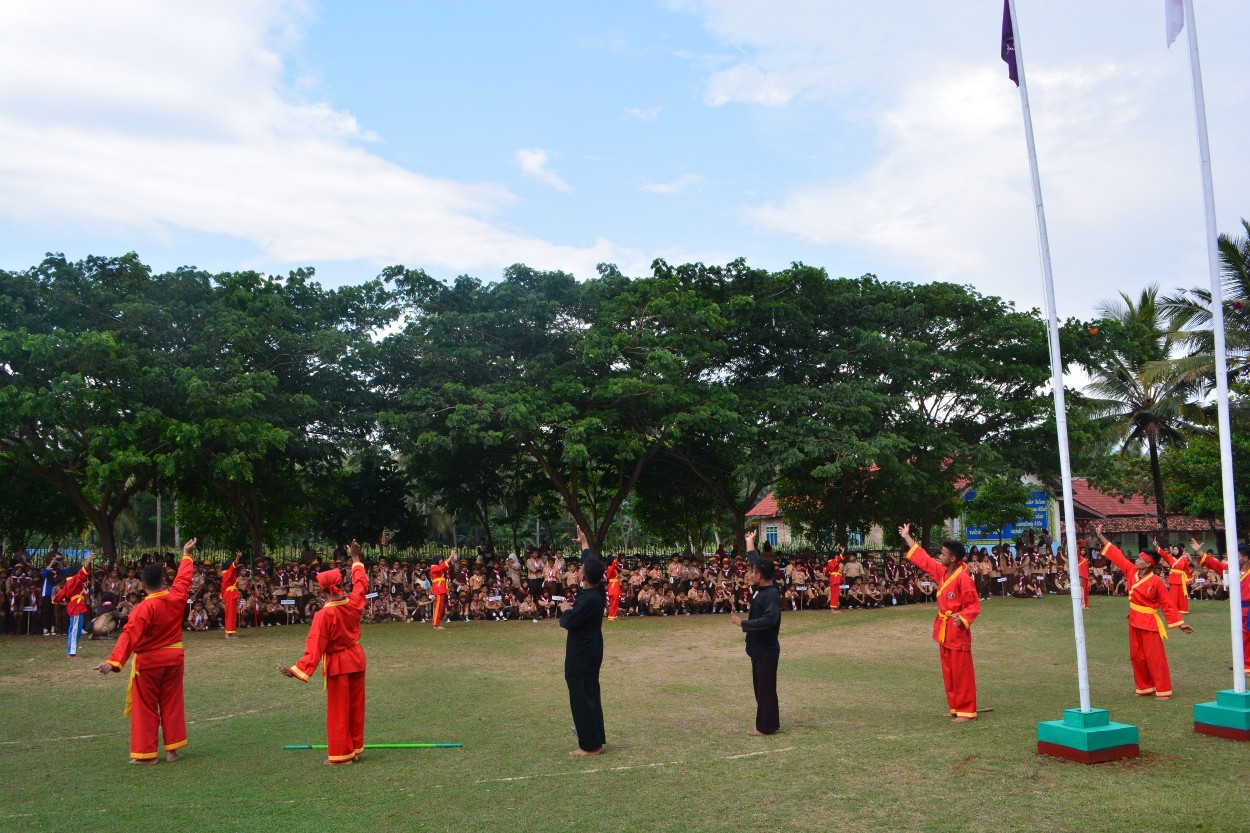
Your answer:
[907,545,981,719]
[1159,551,1193,615]
[53,566,90,617]
[1101,544,1186,698]
[221,562,240,635]
[606,561,621,620]
[430,562,448,627]
[106,555,194,760]
[825,555,844,610]
[1198,552,1250,675]
[1078,556,1090,610]
[290,562,367,763]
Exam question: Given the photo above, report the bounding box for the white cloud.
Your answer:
[624,106,662,121]
[641,173,704,195]
[514,148,574,193]
[0,1,610,276]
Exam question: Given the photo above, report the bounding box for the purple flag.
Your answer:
[1001,0,1019,86]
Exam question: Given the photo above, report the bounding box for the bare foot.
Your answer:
[952,717,974,723]
[128,758,158,765]
[324,759,354,766]
[166,750,182,763]
[67,655,79,659]
[747,728,777,736]
[569,747,604,757]
[433,626,446,630]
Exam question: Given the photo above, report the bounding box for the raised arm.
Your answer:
[899,523,943,582]
[1093,525,1133,575]
[170,539,197,601]
[347,540,367,611]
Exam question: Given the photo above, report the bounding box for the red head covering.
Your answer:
[1139,550,1162,567]
[317,568,343,593]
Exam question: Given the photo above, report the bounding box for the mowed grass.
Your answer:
[2,597,1248,833]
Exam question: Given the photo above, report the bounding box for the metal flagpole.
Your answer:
[1180,0,1245,693]
[1006,0,1091,712]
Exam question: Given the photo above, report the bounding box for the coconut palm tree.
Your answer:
[1157,218,1250,386]
[1087,286,1204,531]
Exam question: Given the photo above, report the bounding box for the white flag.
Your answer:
[1165,0,1184,47]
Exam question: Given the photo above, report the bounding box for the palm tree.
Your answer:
[1087,286,1204,531]
[1157,218,1250,386]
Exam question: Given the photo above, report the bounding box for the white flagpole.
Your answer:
[1181,0,1245,693]
[1006,0,1092,712]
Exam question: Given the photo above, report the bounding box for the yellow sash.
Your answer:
[123,641,184,716]
[936,565,967,643]
[1129,602,1168,641]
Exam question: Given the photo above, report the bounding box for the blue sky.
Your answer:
[1,1,1247,319]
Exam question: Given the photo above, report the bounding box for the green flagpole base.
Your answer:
[1193,690,1250,742]
[1036,708,1139,764]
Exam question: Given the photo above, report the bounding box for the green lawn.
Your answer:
[2,597,1247,833]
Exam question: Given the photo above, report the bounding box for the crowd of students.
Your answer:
[0,539,1235,637]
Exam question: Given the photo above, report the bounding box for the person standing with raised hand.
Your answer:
[559,527,606,756]
[278,539,368,765]
[898,524,981,722]
[429,551,450,630]
[53,552,93,658]
[221,551,242,638]
[1094,525,1193,699]
[1188,536,1246,676]
[730,530,782,736]
[94,538,197,764]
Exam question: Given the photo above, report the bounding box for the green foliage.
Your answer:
[965,476,1033,545]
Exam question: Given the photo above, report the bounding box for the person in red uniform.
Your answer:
[221,551,241,638]
[825,547,845,611]
[278,540,368,765]
[1191,537,1250,676]
[430,552,449,630]
[1093,525,1194,699]
[1077,549,1091,610]
[94,538,198,764]
[605,558,621,621]
[898,524,981,722]
[54,552,93,658]
[1153,538,1193,616]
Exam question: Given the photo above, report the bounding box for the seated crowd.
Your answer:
[0,540,1234,636]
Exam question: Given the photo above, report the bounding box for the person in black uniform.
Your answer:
[731,530,782,736]
[558,527,606,757]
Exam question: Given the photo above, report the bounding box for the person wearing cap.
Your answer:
[730,530,782,735]
[93,538,197,764]
[558,527,606,756]
[1189,537,1249,676]
[53,552,93,658]
[430,551,450,630]
[221,551,242,638]
[605,557,622,621]
[1093,525,1194,699]
[278,539,368,765]
[898,524,981,722]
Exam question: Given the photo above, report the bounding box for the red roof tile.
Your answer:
[747,492,781,519]
[1069,478,1155,517]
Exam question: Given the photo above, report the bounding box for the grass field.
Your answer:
[2,597,1248,833]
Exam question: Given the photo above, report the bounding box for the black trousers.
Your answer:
[750,646,780,733]
[565,665,605,751]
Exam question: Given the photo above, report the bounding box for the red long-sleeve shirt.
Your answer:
[1101,544,1184,634]
[291,562,367,682]
[107,556,195,672]
[53,566,91,616]
[907,545,980,651]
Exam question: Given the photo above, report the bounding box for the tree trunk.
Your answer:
[1148,436,1168,532]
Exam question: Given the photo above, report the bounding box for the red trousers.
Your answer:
[607,595,620,619]
[829,581,840,609]
[1168,583,1189,615]
[325,671,365,763]
[1129,626,1172,697]
[432,595,445,627]
[939,645,977,718]
[224,597,238,634]
[129,662,187,760]
[1081,579,1089,610]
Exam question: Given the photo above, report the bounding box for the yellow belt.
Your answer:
[937,610,961,644]
[1169,572,1190,596]
[123,641,184,716]
[1129,603,1168,640]
[225,585,237,593]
